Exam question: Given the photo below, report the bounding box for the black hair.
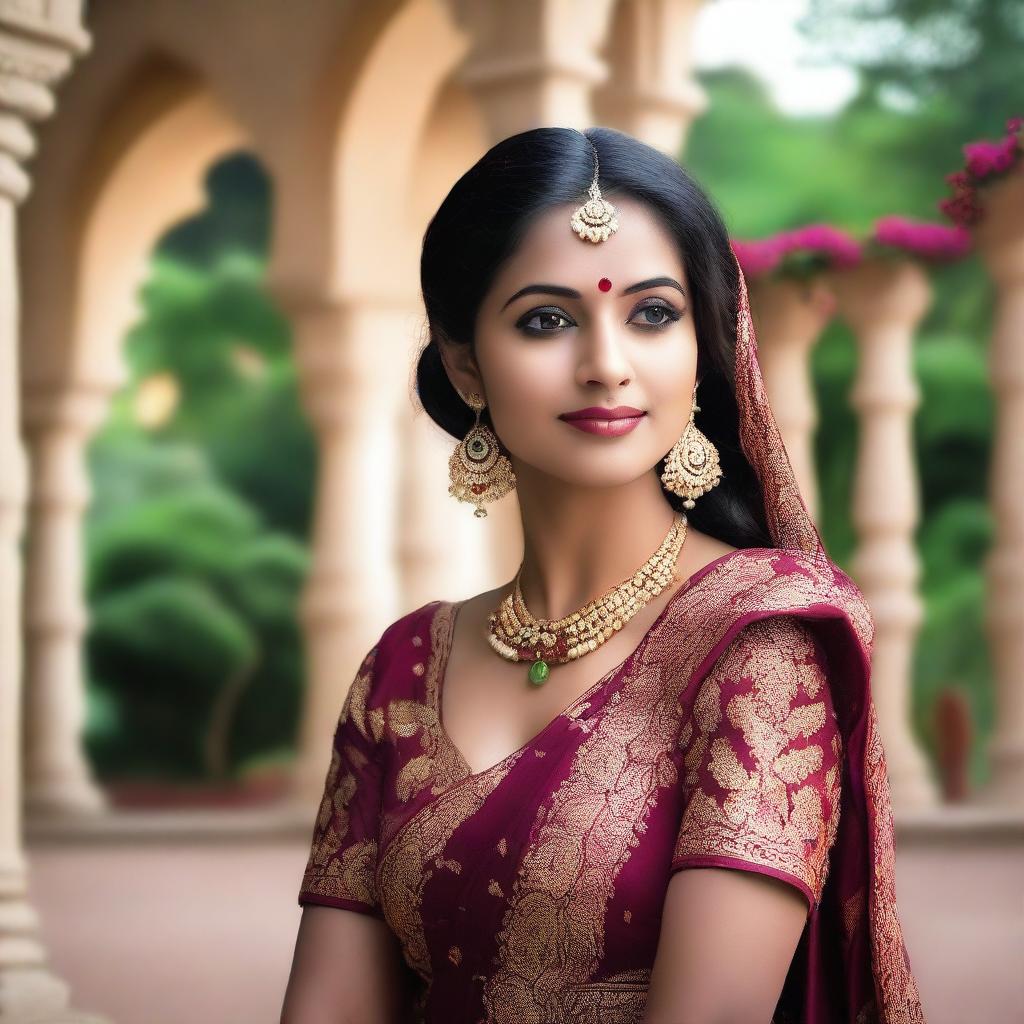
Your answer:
[415,125,771,550]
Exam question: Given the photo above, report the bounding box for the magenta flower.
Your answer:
[783,223,863,268]
[939,115,1022,226]
[731,238,784,277]
[964,136,1018,178]
[732,225,862,279]
[873,216,973,262]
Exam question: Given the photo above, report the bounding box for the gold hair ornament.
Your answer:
[570,139,619,244]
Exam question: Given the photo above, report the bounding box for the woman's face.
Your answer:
[455,195,698,491]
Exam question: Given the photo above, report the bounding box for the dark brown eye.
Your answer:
[518,308,574,335]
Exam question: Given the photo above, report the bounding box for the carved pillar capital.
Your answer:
[443,0,616,137]
[0,0,90,203]
[593,0,709,154]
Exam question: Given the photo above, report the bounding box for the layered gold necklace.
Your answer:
[487,512,688,685]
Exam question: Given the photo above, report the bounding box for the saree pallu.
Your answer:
[297,546,926,1023]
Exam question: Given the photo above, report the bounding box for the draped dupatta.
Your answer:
[729,257,926,1023]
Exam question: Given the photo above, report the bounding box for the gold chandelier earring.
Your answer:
[660,381,723,509]
[448,392,516,518]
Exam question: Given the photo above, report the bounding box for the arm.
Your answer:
[641,866,808,1024]
[643,614,843,1024]
[280,905,415,1024]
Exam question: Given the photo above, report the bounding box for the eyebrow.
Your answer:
[500,276,686,311]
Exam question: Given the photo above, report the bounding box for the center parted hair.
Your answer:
[415,125,771,550]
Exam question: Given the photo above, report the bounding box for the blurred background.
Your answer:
[2,1,1021,1022]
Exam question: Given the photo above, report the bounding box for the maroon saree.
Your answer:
[297,262,927,1023]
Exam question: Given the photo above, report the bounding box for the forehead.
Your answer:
[494,196,685,286]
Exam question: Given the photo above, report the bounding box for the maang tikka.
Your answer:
[570,134,619,244]
[660,381,723,508]
[448,392,516,518]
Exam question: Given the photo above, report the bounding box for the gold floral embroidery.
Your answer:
[343,647,376,739]
[381,603,469,805]
[622,910,632,923]
[558,968,651,1023]
[376,745,524,985]
[413,661,425,676]
[488,879,504,897]
[448,945,462,966]
[497,837,508,856]
[369,604,535,991]
[673,616,842,906]
[315,553,919,1023]
[299,645,381,905]
[483,550,858,1020]
[863,700,926,1022]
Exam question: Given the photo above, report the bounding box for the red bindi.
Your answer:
[598,277,612,292]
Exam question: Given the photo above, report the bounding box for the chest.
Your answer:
[439,617,654,778]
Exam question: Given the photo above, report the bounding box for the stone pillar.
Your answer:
[973,169,1024,807]
[832,257,937,810]
[446,0,615,139]
[284,294,409,806]
[0,3,108,1019]
[593,0,708,155]
[748,276,835,523]
[396,401,500,610]
[22,386,110,815]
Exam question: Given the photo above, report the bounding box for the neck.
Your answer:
[510,462,680,620]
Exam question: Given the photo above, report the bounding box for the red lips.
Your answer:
[559,405,645,421]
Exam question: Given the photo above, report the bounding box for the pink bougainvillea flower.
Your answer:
[783,223,863,268]
[940,116,1022,227]
[964,136,1018,178]
[938,193,983,227]
[873,216,973,262]
[731,225,862,279]
[731,238,785,278]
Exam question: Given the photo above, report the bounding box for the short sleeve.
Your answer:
[297,641,385,917]
[671,615,842,911]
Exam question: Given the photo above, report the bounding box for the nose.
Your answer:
[574,314,633,389]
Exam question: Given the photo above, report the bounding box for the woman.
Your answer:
[281,127,926,1023]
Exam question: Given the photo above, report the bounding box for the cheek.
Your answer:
[476,335,569,419]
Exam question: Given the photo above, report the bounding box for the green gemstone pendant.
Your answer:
[528,659,550,686]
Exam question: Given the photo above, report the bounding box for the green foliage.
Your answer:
[84,475,309,781]
[687,26,1003,789]
[87,575,255,780]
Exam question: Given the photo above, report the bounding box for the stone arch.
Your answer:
[21,53,248,398]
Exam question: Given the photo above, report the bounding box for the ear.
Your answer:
[436,334,486,404]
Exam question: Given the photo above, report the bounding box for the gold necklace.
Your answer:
[487,512,688,685]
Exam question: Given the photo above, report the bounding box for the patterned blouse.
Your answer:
[295,548,865,1023]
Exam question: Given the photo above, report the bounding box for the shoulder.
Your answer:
[703,546,873,653]
[363,598,450,682]
[689,613,838,749]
